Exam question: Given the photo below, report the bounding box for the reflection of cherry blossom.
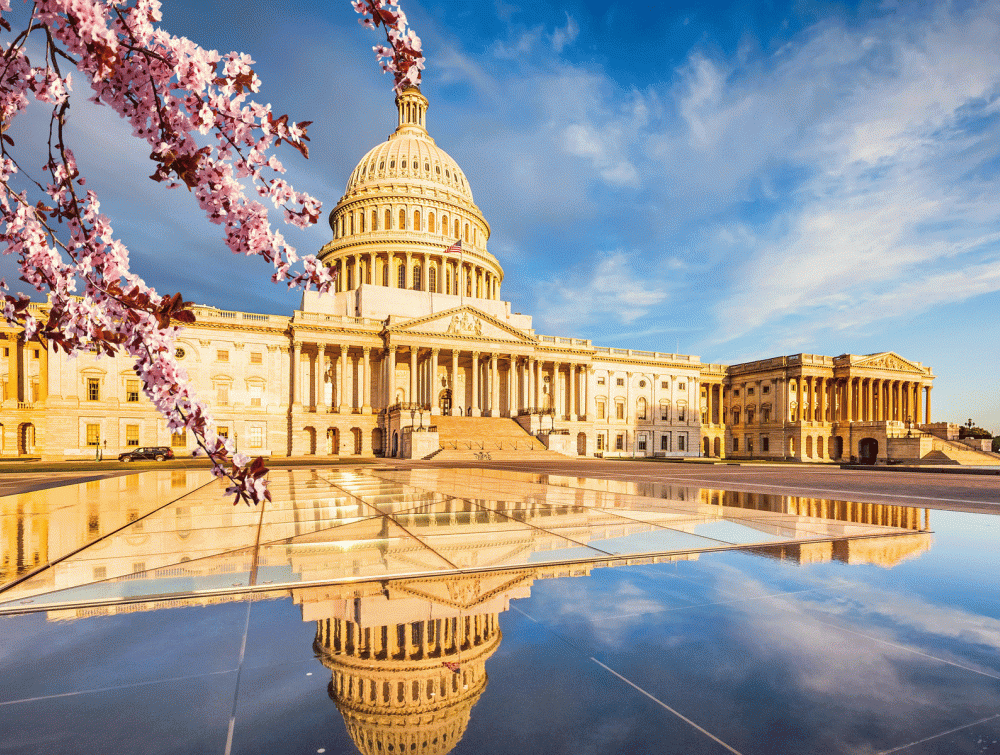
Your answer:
[0,0,420,504]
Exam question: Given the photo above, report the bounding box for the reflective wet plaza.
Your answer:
[1,465,999,754]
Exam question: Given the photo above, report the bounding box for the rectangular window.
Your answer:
[660,434,670,451]
[33,349,39,358]
[250,351,263,365]
[125,424,139,447]
[763,408,771,423]
[661,381,668,389]
[638,402,647,420]
[638,435,647,451]
[616,403,625,420]
[597,401,606,420]
[733,389,740,397]
[678,434,686,451]
[596,434,605,451]
[126,379,140,402]
[615,434,624,451]
[87,378,100,401]
[217,349,229,362]
[217,426,229,439]
[678,382,686,390]
[678,407,686,422]
[85,424,100,447]
[616,378,625,386]
[216,384,229,406]
[746,437,753,455]
[249,426,264,448]
[660,403,669,420]
[171,432,186,448]
[249,385,263,407]
[748,387,755,396]
[762,436,770,452]
[3,347,8,356]
[733,437,739,452]
[763,385,771,394]
[597,377,605,385]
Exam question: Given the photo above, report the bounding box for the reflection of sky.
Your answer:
[1,510,999,754]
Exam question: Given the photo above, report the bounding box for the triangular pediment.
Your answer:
[852,352,927,374]
[387,306,537,344]
[387,570,536,610]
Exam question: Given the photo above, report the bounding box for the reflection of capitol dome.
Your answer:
[314,580,503,755]
[319,87,502,300]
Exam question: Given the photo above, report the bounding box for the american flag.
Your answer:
[444,239,462,254]
[442,661,461,673]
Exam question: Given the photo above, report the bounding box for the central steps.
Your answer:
[430,415,568,460]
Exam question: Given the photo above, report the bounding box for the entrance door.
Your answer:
[859,438,878,464]
[438,389,452,416]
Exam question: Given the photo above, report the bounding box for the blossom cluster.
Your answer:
[351,0,424,92]
[0,0,349,504]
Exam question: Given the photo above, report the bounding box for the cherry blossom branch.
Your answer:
[0,0,372,504]
[351,0,424,92]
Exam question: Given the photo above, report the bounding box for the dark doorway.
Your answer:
[438,388,452,415]
[834,436,844,459]
[859,438,878,464]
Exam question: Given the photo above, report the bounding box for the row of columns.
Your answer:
[719,375,932,426]
[292,343,372,414]
[318,614,498,662]
[331,252,500,300]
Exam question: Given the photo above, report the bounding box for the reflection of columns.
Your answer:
[489,353,498,416]
[430,348,440,415]
[315,346,325,411]
[409,347,417,405]
[362,347,371,413]
[292,342,303,406]
[339,346,350,413]
[450,350,459,414]
[471,351,481,416]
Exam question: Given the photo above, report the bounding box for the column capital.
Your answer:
[431,347,440,356]
[363,345,372,355]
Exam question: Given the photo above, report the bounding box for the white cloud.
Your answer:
[550,13,580,53]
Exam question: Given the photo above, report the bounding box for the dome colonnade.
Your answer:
[320,88,502,302]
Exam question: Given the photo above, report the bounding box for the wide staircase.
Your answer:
[918,435,1000,465]
[428,415,569,461]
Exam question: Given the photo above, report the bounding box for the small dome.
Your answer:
[343,88,474,202]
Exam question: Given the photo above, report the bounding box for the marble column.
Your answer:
[315,346,325,412]
[925,386,931,424]
[292,342,302,406]
[471,351,481,416]
[409,347,418,405]
[339,346,350,413]
[489,353,499,417]
[430,349,440,415]
[384,346,396,406]
[362,347,372,413]
[450,350,459,415]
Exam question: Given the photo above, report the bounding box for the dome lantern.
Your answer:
[395,86,428,134]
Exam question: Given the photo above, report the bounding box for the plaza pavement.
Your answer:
[1,456,998,513]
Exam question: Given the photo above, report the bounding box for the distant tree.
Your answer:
[0,0,421,503]
[959,425,992,440]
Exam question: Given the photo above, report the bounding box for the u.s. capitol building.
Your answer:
[5,88,994,466]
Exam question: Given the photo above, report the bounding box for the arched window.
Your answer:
[466,274,472,297]
[413,209,421,231]
[397,262,406,289]
[384,209,391,229]
[446,269,452,294]
[371,210,377,230]
[428,265,437,293]
[454,219,460,238]
[637,397,647,420]
[412,264,421,290]
[359,212,365,233]
[428,212,435,234]
[399,209,406,230]
[464,222,469,241]
[382,262,388,286]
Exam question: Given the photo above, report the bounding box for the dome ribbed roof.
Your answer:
[343,88,474,202]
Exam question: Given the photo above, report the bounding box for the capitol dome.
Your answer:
[319,88,502,302]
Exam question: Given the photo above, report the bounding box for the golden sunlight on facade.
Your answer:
[2,88,998,464]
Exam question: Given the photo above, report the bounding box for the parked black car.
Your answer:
[118,446,174,462]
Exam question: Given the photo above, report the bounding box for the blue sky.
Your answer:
[4,0,1000,430]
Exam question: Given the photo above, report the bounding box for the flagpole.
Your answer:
[459,239,464,308]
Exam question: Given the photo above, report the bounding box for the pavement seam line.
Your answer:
[877,712,1000,754]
